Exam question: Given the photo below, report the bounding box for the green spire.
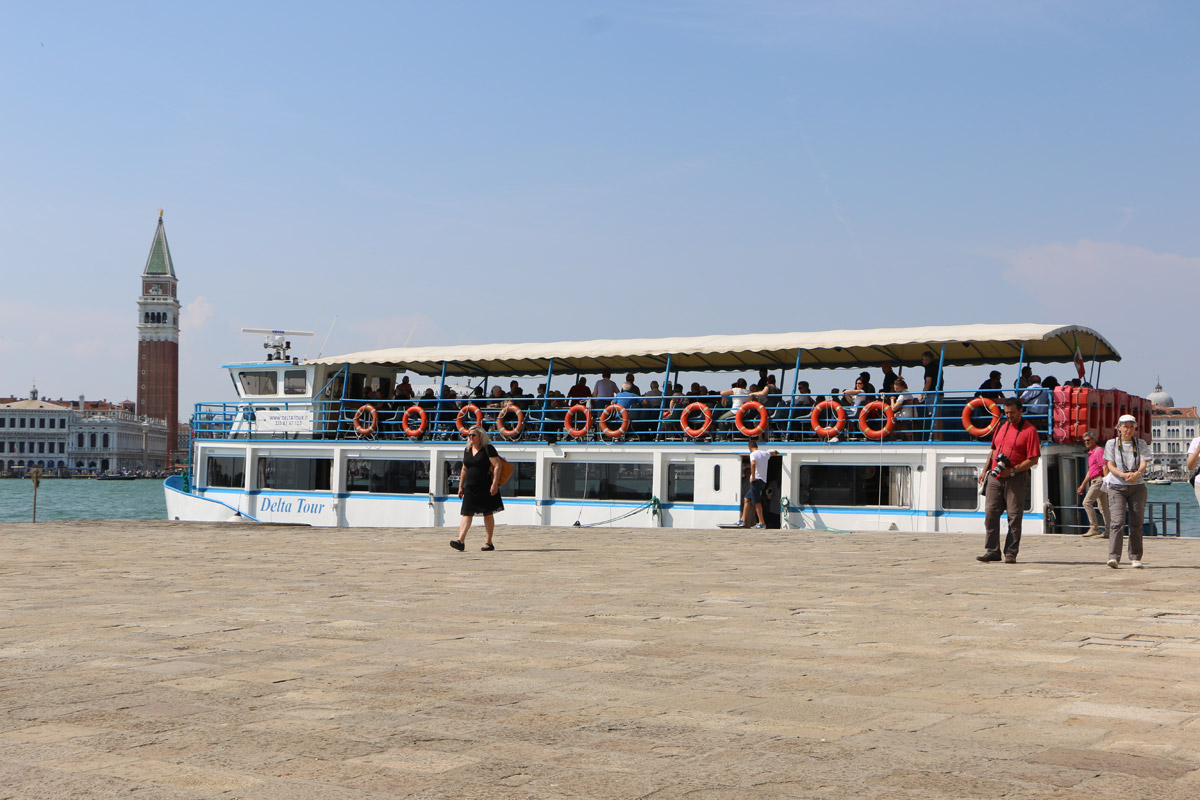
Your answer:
[143,210,176,277]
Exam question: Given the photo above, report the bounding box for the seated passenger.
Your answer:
[394,375,415,401]
[975,370,1005,402]
[593,371,618,407]
[891,377,916,439]
[1020,375,1049,433]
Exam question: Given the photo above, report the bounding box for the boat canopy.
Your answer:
[307,323,1120,377]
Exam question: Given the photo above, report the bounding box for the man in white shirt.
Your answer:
[592,371,618,407]
[736,439,779,529]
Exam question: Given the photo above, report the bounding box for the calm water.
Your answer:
[0,478,167,523]
[1,477,1197,533]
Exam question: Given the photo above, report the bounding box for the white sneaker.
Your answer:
[1107,559,1119,569]
[753,523,765,529]
[1131,560,1143,569]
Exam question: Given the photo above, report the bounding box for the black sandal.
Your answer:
[450,540,464,551]
[481,543,495,551]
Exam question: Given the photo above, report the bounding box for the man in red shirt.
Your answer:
[976,397,1041,563]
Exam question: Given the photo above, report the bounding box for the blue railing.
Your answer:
[191,389,1052,445]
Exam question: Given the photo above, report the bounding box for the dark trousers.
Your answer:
[983,471,1030,557]
[1107,482,1147,562]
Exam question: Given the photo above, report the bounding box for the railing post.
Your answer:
[437,360,449,432]
[655,354,672,441]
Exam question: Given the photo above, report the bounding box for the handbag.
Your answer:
[495,456,514,487]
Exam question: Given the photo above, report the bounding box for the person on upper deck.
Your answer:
[567,376,591,403]
[624,374,641,396]
[920,351,941,433]
[395,375,414,401]
[593,371,618,406]
[890,377,916,438]
[718,378,749,424]
[1020,376,1049,432]
[880,362,897,396]
[975,370,1005,402]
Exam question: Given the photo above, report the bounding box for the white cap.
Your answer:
[1117,414,1137,424]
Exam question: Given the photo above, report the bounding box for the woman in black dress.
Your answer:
[451,425,504,551]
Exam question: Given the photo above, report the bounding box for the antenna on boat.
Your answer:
[317,316,337,358]
[242,328,314,364]
[304,310,324,360]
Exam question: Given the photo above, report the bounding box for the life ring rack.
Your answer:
[681,402,713,438]
[401,405,427,438]
[456,404,483,435]
[599,404,631,439]
[353,404,378,437]
[962,397,1001,438]
[735,400,768,438]
[496,403,525,439]
[857,400,894,440]
[810,400,846,438]
[564,404,592,438]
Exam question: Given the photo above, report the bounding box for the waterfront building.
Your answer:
[136,210,180,465]
[0,386,72,472]
[68,398,169,473]
[1147,381,1197,477]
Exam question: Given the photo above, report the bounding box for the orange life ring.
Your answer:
[810,400,846,437]
[564,404,591,438]
[599,404,630,438]
[496,403,525,438]
[401,405,427,438]
[456,403,483,435]
[857,400,895,440]
[961,397,1000,437]
[681,402,713,438]
[735,400,768,437]
[353,404,378,436]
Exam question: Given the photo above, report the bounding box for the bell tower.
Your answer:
[136,209,180,464]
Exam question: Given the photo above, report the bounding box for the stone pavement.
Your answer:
[2,521,1200,799]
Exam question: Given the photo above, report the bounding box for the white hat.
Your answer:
[1117,414,1137,424]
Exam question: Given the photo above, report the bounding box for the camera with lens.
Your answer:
[979,453,1012,495]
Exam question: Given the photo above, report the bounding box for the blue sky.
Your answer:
[2,1,1197,412]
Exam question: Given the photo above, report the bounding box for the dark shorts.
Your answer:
[746,479,766,504]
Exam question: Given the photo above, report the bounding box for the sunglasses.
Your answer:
[466,432,479,437]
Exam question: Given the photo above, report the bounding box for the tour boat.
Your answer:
[164,324,1150,533]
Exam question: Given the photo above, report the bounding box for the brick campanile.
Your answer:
[136,210,180,465]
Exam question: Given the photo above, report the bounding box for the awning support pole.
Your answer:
[787,349,803,439]
[656,355,672,440]
[928,343,946,442]
[1089,338,1099,386]
[541,357,555,424]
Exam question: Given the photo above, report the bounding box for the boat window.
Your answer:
[795,465,910,507]
[239,371,279,396]
[445,460,535,497]
[257,457,332,491]
[283,370,308,395]
[668,463,694,502]
[713,464,720,493]
[347,459,430,494]
[941,467,979,511]
[206,456,246,489]
[552,462,653,501]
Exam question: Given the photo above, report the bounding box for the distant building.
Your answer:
[0,387,169,474]
[69,398,169,473]
[0,385,72,471]
[136,210,180,465]
[1147,381,1197,475]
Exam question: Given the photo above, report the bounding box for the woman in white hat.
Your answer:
[1102,414,1151,568]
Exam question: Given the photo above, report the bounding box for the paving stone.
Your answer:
[2,520,1200,797]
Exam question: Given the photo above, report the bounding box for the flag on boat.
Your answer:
[1073,335,1086,379]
